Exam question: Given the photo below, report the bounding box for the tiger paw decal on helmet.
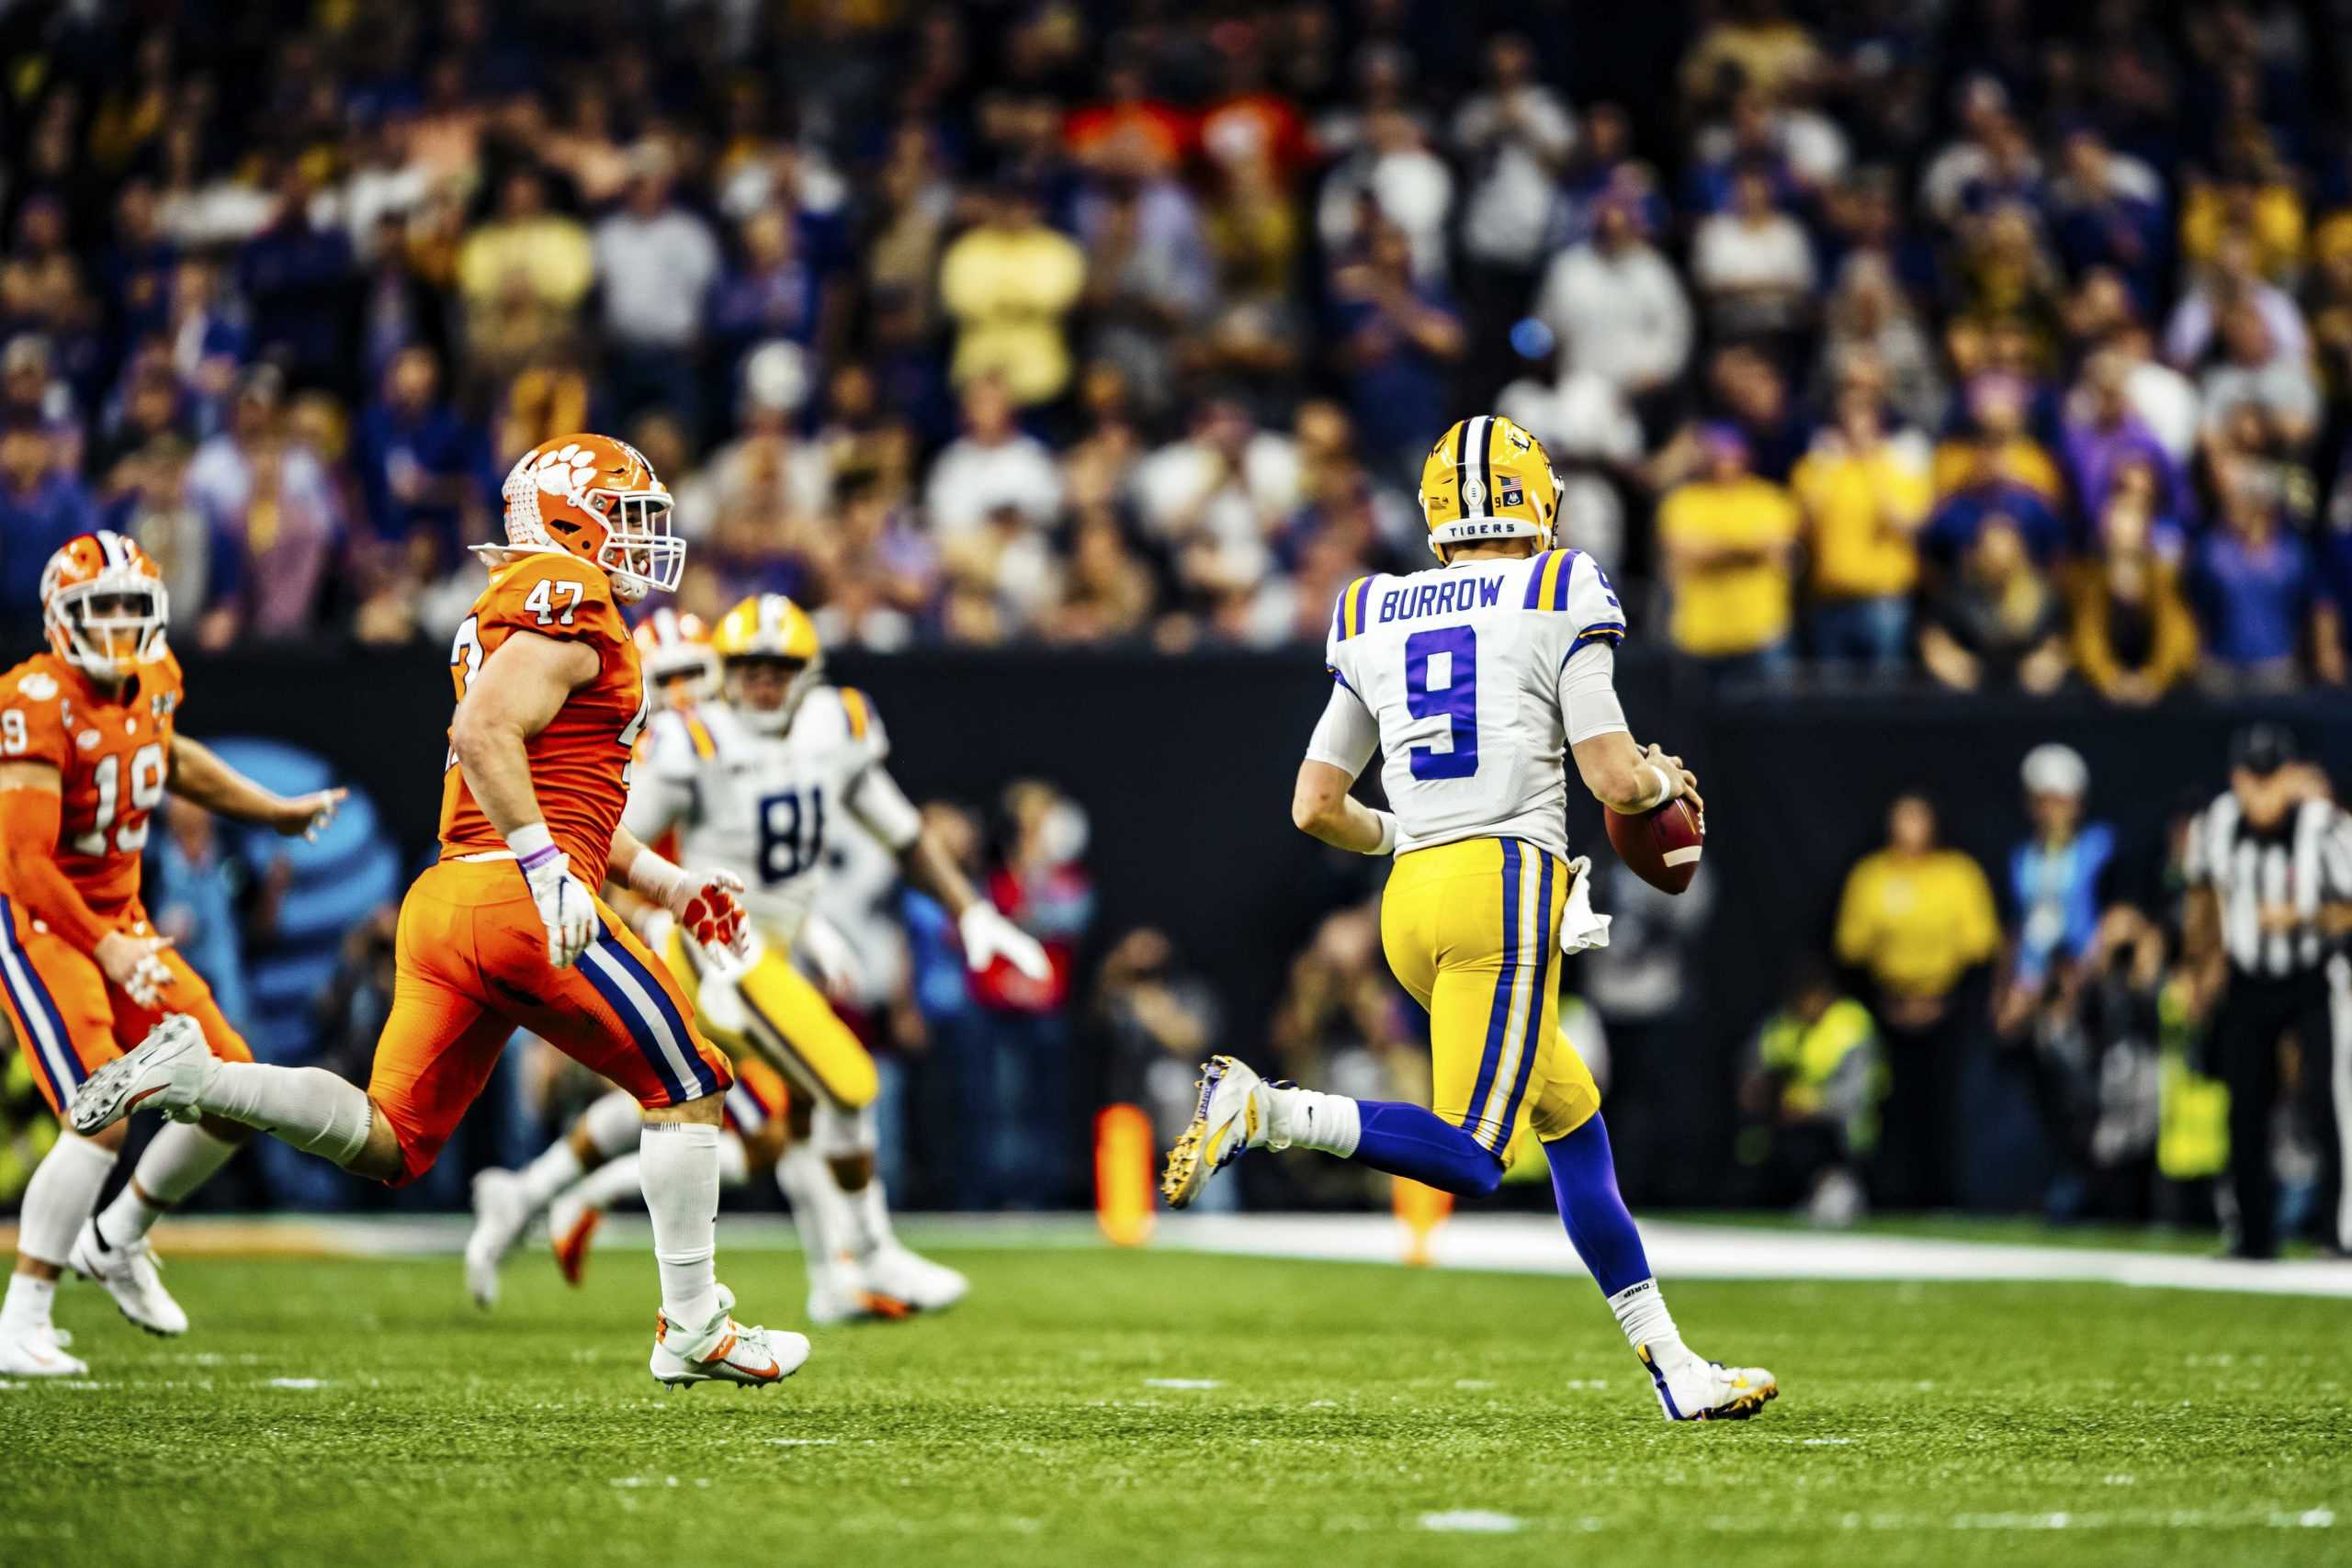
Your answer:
[483,434,683,603]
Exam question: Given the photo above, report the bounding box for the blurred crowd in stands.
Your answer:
[2,0,2349,687]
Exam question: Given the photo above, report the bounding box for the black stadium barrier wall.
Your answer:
[180,645,2352,1204]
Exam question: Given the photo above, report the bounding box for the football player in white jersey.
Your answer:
[468,594,1051,1323]
[1162,414,1777,1422]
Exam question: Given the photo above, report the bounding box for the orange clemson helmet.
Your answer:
[631,606,719,704]
[486,433,682,602]
[40,530,170,680]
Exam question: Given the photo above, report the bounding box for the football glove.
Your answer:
[796,911,864,1000]
[628,852,750,964]
[519,843,597,969]
[958,901,1052,982]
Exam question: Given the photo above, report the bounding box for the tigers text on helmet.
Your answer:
[1418,414,1561,563]
[711,593,821,735]
[487,434,681,602]
[41,531,170,680]
[632,607,719,704]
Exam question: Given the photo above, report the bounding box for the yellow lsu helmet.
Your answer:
[711,593,822,732]
[1419,414,1561,562]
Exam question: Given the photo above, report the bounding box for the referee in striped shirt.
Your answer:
[2182,725,2352,1259]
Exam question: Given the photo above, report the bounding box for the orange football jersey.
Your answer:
[0,648,183,914]
[437,552,649,885]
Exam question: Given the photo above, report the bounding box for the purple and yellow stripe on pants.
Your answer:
[1375,836,1600,1156]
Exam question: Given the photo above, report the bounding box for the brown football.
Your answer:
[1603,796,1705,895]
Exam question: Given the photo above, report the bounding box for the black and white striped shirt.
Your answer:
[2186,793,2352,979]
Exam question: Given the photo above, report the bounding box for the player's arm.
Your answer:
[451,628,603,965]
[166,734,345,840]
[605,822,749,963]
[1558,643,1700,815]
[847,761,1054,981]
[0,761,174,1004]
[449,629,598,836]
[1293,677,1391,853]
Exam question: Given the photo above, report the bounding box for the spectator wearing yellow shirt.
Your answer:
[938,183,1088,408]
[454,168,594,383]
[1928,372,2064,503]
[1833,793,2000,1208]
[1792,389,1932,671]
[1658,425,1800,680]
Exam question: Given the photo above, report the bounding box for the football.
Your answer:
[1604,796,1706,895]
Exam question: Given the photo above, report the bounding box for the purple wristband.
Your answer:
[517,844,562,873]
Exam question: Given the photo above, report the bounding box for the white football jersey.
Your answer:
[1322,548,1625,860]
[623,685,894,947]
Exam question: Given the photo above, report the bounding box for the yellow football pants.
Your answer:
[662,925,878,1112]
[1378,837,1601,1156]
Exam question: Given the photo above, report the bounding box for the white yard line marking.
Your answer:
[1156,1215,2352,1300]
[1419,1511,1523,1534]
[1142,1378,1221,1390]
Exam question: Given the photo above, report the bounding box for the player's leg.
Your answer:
[741,953,966,1316]
[72,874,495,1184]
[546,1073,770,1289]
[1162,840,1538,1205]
[515,903,804,1386]
[1525,985,1775,1419]
[71,942,256,1335]
[0,908,128,1373]
[468,1088,648,1301]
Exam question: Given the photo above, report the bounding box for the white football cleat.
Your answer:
[0,1321,89,1377]
[1160,1054,1271,1210]
[69,1220,187,1336]
[463,1168,529,1310]
[1640,1346,1778,1421]
[806,1258,897,1325]
[859,1244,968,1315]
[548,1190,603,1288]
[650,1284,809,1389]
[68,1014,210,1135]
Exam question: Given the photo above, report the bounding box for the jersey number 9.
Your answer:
[1403,626,1479,780]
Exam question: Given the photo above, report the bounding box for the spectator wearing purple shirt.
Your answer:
[2192,474,2318,693]
[2063,348,2188,530]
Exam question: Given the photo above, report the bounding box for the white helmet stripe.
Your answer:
[96,530,128,570]
[1468,416,1491,513]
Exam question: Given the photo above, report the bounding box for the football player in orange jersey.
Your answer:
[74,435,808,1389]
[0,531,345,1376]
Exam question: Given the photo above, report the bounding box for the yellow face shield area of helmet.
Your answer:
[1419,414,1561,562]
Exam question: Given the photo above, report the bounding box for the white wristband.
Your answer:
[1634,764,1673,813]
[627,850,687,906]
[1365,809,1398,856]
[504,822,558,864]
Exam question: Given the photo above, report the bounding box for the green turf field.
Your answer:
[3,1245,2344,1567]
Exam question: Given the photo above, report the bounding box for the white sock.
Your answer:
[1269,1086,1361,1156]
[98,1123,240,1246]
[842,1176,899,1261]
[1,1273,58,1332]
[580,1090,643,1159]
[513,1141,585,1216]
[717,1132,749,1188]
[639,1122,721,1329]
[775,1140,848,1274]
[569,1153,647,1213]
[200,1063,373,1166]
[1608,1278,1688,1365]
[14,1133,118,1270]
